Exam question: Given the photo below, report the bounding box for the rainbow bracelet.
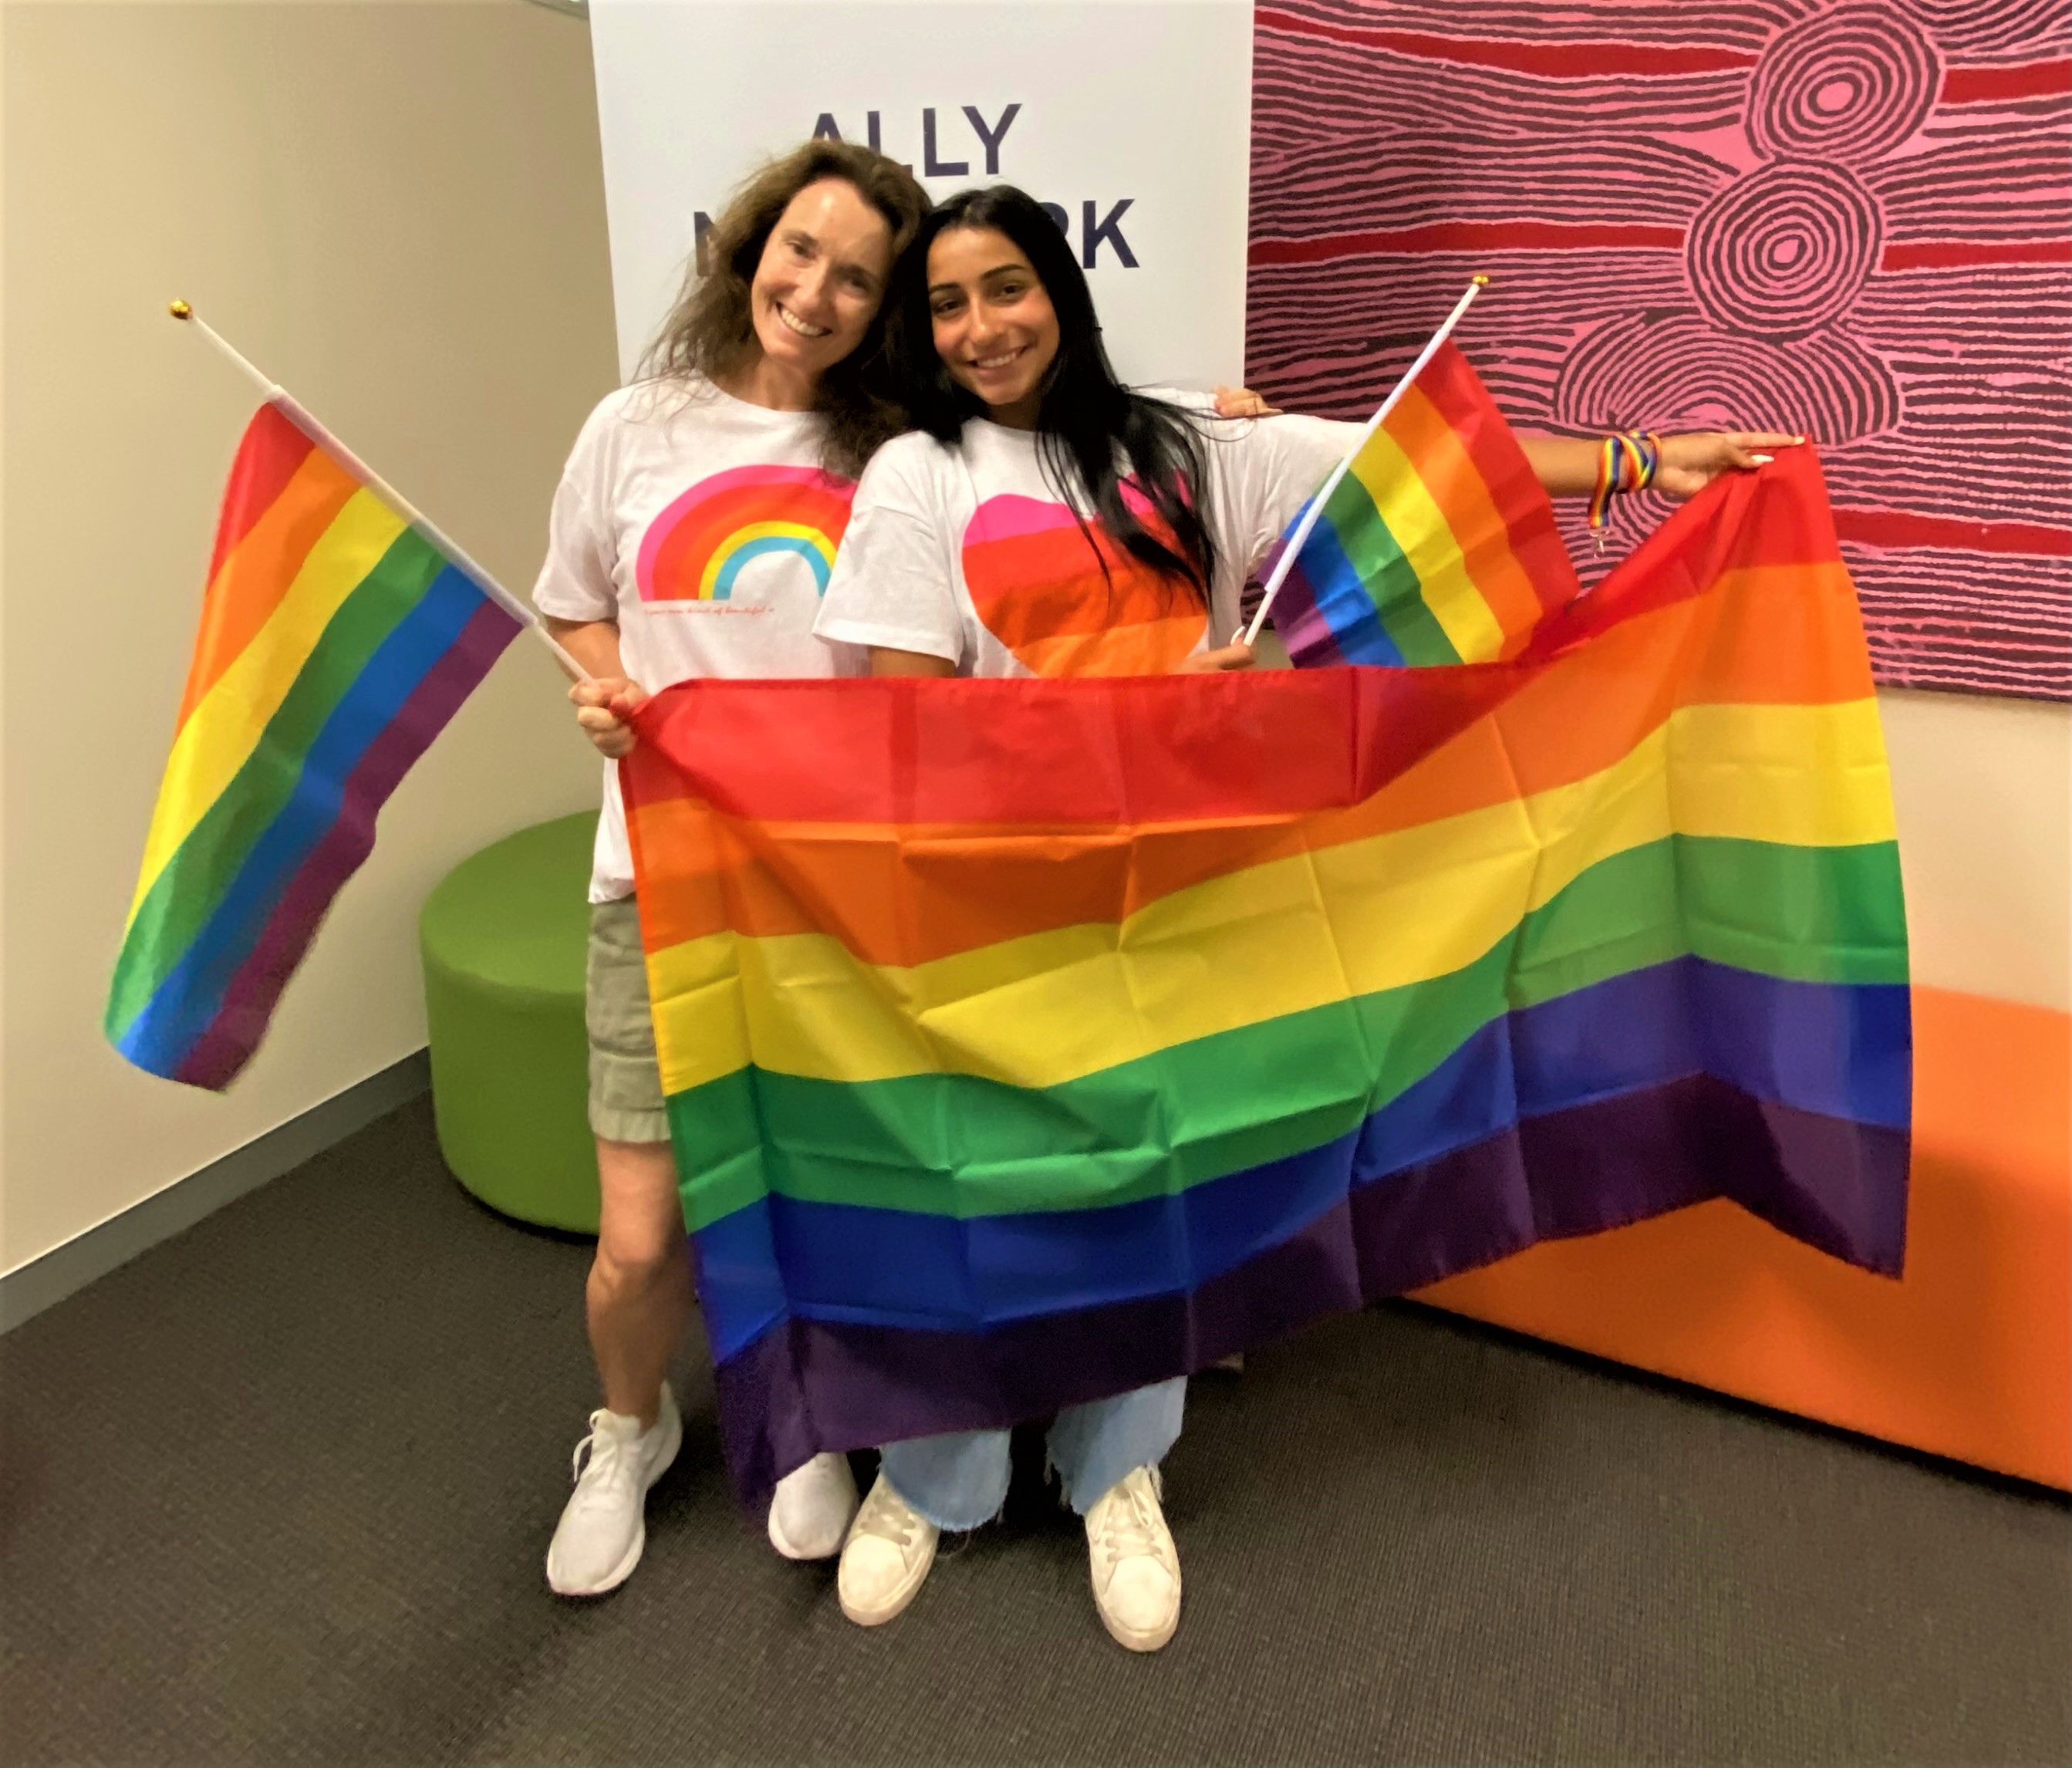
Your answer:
[1588,430,1663,529]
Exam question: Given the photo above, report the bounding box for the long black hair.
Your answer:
[892,184,1219,604]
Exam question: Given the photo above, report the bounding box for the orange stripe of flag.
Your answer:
[203,404,317,585]
[1382,382,1547,646]
[175,444,363,728]
[1412,344,1579,622]
[629,563,1870,965]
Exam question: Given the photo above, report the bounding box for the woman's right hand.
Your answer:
[1172,642,1257,674]
[569,675,648,759]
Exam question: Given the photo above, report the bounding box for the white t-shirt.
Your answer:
[534,377,863,901]
[812,396,1361,677]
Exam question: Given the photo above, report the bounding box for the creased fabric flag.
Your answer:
[623,447,1909,1503]
[1271,340,1581,668]
[108,403,523,1088]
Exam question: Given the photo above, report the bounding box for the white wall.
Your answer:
[2,2,617,1274]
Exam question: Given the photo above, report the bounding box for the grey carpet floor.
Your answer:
[1,1095,2065,1768]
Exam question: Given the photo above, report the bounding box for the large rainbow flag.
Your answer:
[1271,339,1581,668]
[623,446,1909,1502]
[108,403,523,1088]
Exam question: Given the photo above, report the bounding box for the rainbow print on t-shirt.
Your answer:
[961,484,1205,676]
[637,464,856,606]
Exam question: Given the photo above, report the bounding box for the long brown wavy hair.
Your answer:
[640,140,930,478]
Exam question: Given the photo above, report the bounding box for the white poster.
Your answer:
[587,0,1254,391]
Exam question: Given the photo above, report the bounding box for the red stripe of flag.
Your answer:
[1409,342,1581,616]
[204,403,317,587]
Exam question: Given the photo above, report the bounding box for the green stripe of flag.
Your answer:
[107,527,445,1037]
[664,833,1907,1230]
[1325,476,1462,665]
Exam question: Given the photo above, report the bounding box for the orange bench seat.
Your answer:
[1413,986,2071,1490]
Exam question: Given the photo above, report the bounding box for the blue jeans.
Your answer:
[879,1378,1186,1530]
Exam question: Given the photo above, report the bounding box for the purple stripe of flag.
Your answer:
[1258,537,1351,667]
[708,1075,1909,1507]
[1272,568,1350,666]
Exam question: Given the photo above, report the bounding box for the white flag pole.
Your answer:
[169,302,590,683]
[1241,274,1490,650]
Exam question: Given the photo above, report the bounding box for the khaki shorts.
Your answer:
[585,896,670,1145]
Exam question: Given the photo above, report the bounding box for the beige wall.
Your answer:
[1880,688,2070,1013]
[2,2,616,1273]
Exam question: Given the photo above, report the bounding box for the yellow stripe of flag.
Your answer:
[126,489,408,926]
[644,698,1895,1095]
[1348,427,1510,663]
[1384,383,1547,647]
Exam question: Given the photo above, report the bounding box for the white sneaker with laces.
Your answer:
[1084,1465,1182,1652]
[837,1471,939,1625]
[545,1385,682,1597]
[768,1451,860,1560]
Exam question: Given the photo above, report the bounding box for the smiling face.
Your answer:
[926,225,1061,430]
[746,177,895,383]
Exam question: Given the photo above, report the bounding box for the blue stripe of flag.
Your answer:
[118,565,491,1075]
[687,957,1912,1358]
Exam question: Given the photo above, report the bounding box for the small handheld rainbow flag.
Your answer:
[106,400,524,1088]
[1269,339,1580,668]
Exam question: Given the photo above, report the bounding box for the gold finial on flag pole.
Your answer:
[164,299,281,400]
[1472,273,1490,286]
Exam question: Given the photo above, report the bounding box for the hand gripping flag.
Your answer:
[1268,339,1582,668]
[623,446,1909,1504]
[107,403,523,1088]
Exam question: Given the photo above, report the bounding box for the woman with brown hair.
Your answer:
[531,138,927,1598]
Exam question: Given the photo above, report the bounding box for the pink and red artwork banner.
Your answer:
[1244,0,2071,700]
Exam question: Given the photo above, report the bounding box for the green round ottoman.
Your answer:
[420,811,601,1233]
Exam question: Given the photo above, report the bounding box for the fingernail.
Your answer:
[1751,454,1773,464]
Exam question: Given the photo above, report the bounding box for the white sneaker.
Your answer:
[837,1471,939,1625]
[768,1451,860,1560]
[1084,1465,1182,1652]
[545,1385,682,1597]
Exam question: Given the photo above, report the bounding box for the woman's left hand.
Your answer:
[1173,641,1257,673]
[1213,384,1280,419]
[1654,431,1806,501]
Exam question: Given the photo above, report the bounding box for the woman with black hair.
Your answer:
[813,184,1796,1648]
[817,184,1339,686]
